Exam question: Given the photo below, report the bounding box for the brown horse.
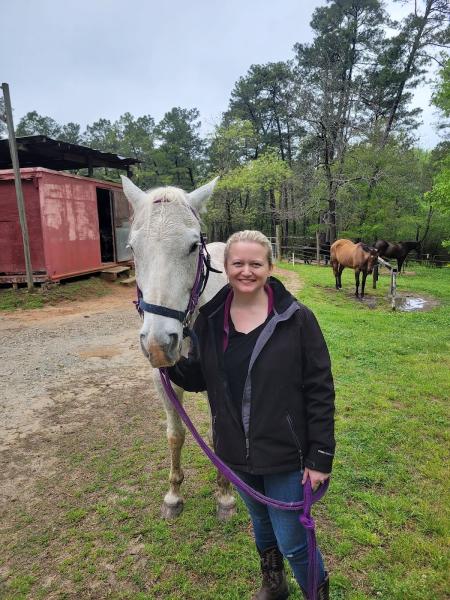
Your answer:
[331,239,378,298]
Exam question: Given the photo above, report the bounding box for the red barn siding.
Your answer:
[0,168,128,282]
[0,178,46,273]
[39,173,102,279]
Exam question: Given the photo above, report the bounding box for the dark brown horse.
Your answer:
[374,240,421,272]
[331,239,378,298]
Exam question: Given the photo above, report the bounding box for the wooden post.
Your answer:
[292,252,295,266]
[1,83,34,291]
[390,269,397,311]
[316,231,320,265]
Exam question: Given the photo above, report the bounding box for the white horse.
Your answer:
[121,176,236,520]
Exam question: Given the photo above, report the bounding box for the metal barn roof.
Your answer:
[0,135,139,174]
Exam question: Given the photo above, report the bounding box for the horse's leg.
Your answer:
[153,371,186,519]
[355,269,361,297]
[205,398,236,520]
[338,265,344,289]
[331,260,338,289]
[361,270,368,298]
[216,470,236,521]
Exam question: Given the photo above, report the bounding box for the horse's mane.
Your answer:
[359,242,375,253]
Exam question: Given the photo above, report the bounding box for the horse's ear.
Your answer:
[187,177,219,213]
[120,176,148,212]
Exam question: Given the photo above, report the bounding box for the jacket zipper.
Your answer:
[286,413,304,470]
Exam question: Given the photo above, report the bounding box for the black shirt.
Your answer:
[224,313,272,415]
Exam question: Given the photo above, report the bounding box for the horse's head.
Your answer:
[366,247,379,273]
[121,176,219,368]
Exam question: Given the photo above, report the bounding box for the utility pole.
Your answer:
[1,83,34,291]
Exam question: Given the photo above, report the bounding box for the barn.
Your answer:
[0,135,139,284]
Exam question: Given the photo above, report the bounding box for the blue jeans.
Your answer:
[234,469,326,592]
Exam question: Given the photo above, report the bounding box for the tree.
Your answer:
[208,118,258,173]
[208,151,292,241]
[378,0,449,147]
[226,61,303,164]
[424,62,450,247]
[295,0,387,242]
[16,110,62,137]
[431,57,450,133]
[337,139,433,241]
[154,107,205,189]
[59,122,82,144]
[362,0,450,202]
[84,118,119,153]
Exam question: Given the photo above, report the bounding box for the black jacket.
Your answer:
[168,277,335,474]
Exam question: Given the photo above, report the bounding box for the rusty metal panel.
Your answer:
[39,172,102,279]
[0,175,46,275]
[113,189,132,262]
[0,168,130,282]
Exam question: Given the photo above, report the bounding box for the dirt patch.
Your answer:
[273,265,303,296]
[78,346,123,359]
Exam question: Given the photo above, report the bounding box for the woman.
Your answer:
[169,230,335,600]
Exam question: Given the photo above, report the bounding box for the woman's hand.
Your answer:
[302,468,330,492]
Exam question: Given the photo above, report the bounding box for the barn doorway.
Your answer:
[96,188,115,263]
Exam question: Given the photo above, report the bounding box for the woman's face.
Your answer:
[225,241,272,295]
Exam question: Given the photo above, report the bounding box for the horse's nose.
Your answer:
[167,333,179,356]
[140,331,181,367]
[140,334,150,358]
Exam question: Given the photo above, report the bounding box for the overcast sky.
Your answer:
[1,0,443,148]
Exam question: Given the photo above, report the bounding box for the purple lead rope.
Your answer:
[159,368,328,600]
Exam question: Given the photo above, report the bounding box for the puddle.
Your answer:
[395,295,439,312]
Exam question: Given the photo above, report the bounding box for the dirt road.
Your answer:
[0,284,152,502]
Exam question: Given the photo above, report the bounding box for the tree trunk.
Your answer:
[225,191,233,237]
[269,189,276,239]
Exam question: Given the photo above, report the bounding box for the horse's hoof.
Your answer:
[161,501,184,519]
[217,502,236,521]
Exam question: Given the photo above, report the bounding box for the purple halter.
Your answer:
[134,206,220,339]
[134,200,328,600]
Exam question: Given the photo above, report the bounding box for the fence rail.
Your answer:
[277,245,448,268]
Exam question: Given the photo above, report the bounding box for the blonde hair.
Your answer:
[224,230,273,267]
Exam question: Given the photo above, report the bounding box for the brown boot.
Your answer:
[301,574,329,599]
[252,545,289,600]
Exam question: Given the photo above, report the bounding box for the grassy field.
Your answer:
[0,276,113,311]
[1,264,449,599]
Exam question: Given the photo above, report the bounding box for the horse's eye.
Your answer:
[189,242,199,254]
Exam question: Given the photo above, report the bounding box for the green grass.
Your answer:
[278,262,450,599]
[0,276,113,311]
[1,264,449,599]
